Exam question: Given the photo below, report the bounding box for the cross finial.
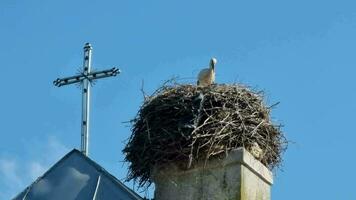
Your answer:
[84,42,92,49]
[54,43,120,156]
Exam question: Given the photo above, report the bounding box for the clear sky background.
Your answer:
[1,0,356,199]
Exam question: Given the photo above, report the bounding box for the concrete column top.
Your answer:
[153,147,273,185]
[152,148,274,200]
[224,148,273,185]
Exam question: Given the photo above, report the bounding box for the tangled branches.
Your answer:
[123,82,287,188]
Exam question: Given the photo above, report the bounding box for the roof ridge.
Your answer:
[75,150,143,199]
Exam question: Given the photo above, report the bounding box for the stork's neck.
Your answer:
[210,64,215,71]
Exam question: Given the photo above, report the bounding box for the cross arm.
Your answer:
[86,67,121,81]
[53,67,121,87]
[53,74,86,87]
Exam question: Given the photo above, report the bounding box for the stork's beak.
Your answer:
[210,57,217,70]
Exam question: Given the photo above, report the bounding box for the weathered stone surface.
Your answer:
[152,148,273,200]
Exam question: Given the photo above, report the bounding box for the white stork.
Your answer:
[197,58,217,87]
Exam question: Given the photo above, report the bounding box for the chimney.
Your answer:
[152,147,273,200]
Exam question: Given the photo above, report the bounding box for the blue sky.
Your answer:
[1,0,356,199]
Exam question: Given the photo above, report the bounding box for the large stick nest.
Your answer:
[123,82,286,188]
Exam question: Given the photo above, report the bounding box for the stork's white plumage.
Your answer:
[197,58,217,87]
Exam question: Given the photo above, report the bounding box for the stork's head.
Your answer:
[209,57,217,70]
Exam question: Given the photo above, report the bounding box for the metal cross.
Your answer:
[53,43,121,156]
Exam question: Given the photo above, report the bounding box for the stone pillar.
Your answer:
[152,148,273,200]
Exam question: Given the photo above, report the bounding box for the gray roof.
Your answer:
[13,149,142,200]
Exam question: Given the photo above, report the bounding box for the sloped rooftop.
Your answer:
[13,149,142,200]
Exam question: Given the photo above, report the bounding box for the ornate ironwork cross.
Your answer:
[53,43,120,156]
